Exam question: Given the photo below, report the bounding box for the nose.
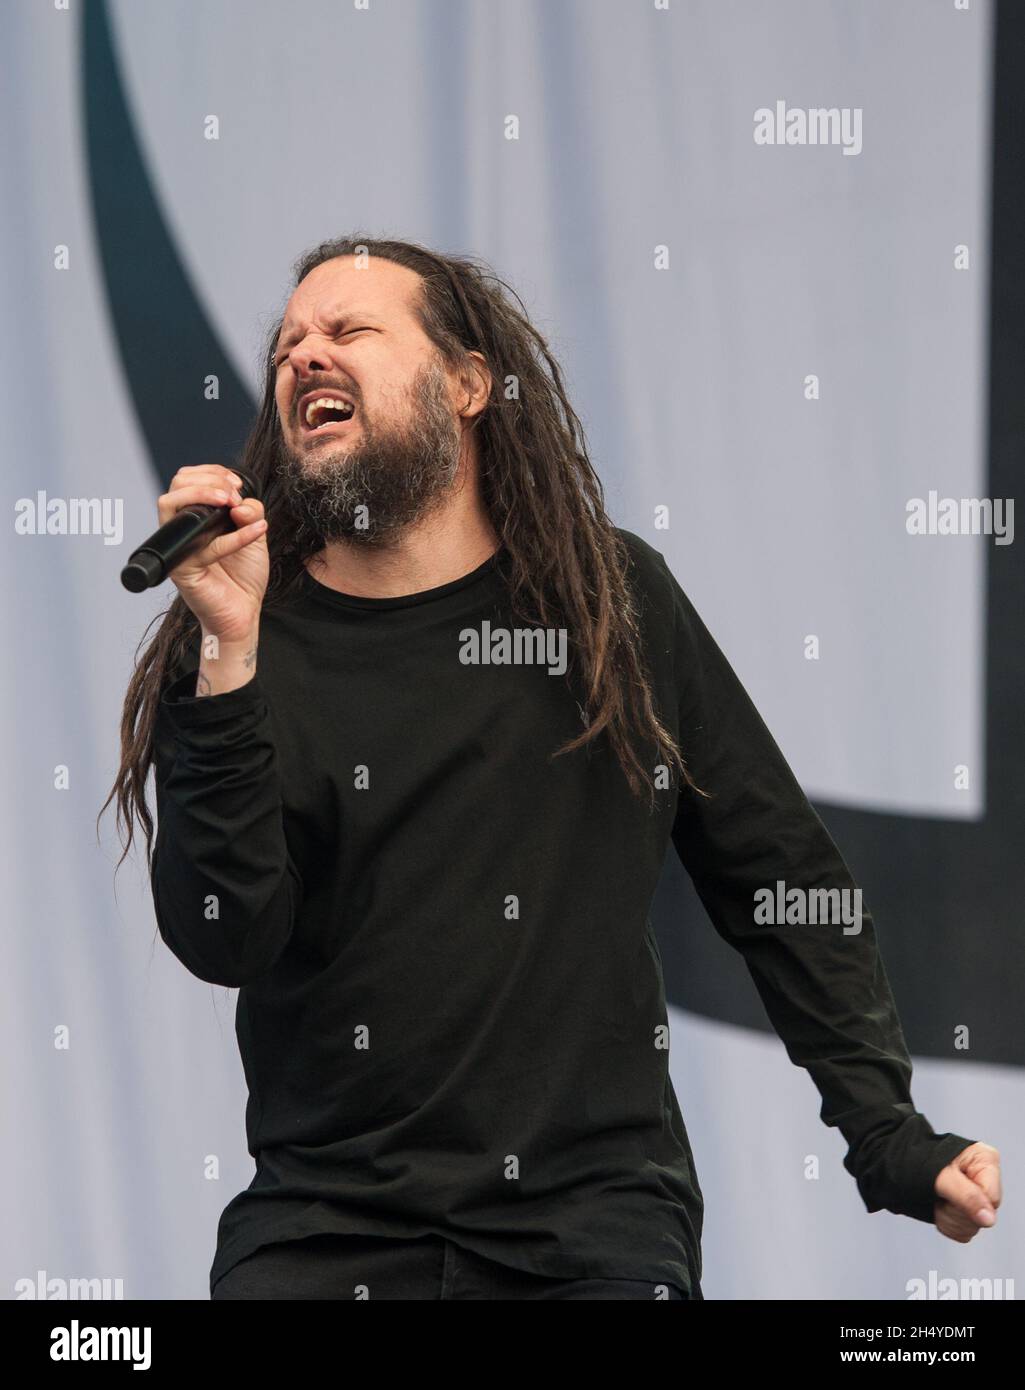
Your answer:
[287,335,335,376]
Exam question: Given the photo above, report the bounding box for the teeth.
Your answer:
[305,396,354,427]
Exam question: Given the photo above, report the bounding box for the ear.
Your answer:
[458,351,492,419]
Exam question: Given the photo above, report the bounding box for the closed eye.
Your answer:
[275,327,375,366]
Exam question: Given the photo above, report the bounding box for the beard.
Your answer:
[274,358,465,549]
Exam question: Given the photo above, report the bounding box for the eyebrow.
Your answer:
[276,311,379,354]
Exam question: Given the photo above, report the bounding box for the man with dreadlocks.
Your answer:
[105,236,998,1300]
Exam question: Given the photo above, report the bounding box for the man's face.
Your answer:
[272,256,467,545]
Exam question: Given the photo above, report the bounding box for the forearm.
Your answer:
[152,670,300,986]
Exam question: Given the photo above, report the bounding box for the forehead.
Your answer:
[279,256,423,336]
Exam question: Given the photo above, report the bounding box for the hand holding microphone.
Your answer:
[125,466,270,655]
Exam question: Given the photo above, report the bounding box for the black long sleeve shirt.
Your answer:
[151,529,973,1296]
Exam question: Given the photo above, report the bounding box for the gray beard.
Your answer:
[274,360,464,549]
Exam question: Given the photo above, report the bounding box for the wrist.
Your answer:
[197,627,259,695]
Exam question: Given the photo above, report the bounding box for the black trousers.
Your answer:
[210,1231,695,1301]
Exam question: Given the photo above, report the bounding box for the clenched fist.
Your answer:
[933,1142,1001,1243]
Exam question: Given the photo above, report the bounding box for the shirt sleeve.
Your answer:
[151,665,302,987]
[663,557,974,1224]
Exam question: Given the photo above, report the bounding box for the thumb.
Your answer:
[934,1164,997,1227]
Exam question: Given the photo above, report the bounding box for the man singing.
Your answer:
[105,235,1000,1300]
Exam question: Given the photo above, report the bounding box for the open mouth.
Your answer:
[300,396,357,434]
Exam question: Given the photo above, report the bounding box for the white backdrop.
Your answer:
[2,0,1017,1300]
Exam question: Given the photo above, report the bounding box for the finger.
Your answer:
[169,465,245,492]
[169,517,267,580]
[935,1202,980,1243]
[934,1167,997,1227]
[157,482,243,525]
[228,498,265,524]
[203,517,268,563]
[969,1153,1003,1210]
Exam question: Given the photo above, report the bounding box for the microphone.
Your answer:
[120,469,262,593]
